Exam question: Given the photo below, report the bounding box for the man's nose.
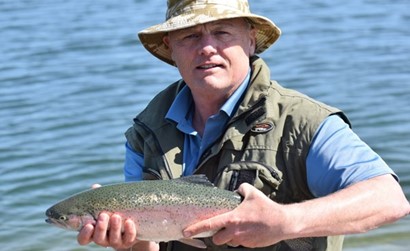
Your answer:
[197,35,217,56]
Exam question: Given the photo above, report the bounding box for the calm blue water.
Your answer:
[0,0,409,250]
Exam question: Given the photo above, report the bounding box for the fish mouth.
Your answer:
[45,217,69,229]
[45,217,61,226]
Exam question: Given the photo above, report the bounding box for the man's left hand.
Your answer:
[183,183,289,248]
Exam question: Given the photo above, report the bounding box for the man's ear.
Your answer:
[163,34,176,65]
[163,35,171,49]
[249,28,257,56]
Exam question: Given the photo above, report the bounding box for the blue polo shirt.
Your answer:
[124,73,395,197]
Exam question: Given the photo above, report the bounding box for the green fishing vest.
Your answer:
[125,56,349,251]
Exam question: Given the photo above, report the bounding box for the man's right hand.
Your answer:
[76,212,135,249]
[76,184,159,251]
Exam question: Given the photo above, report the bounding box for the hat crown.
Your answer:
[139,0,281,65]
[166,0,250,20]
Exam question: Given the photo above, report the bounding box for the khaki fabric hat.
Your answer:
[138,0,281,65]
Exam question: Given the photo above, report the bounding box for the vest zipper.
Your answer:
[197,96,267,167]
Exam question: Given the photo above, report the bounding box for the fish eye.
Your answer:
[59,216,67,221]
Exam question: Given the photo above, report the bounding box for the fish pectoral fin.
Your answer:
[178,238,207,249]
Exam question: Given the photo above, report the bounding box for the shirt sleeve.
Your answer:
[124,142,144,182]
[306,115,397,197]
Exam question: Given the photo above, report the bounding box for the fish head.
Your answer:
[45,207,96,231]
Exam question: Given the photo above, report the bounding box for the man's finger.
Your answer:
[211,227,236,246]
[92,184,102,189]
[77,223,94,245]
[108,214,123,248]
[236,182,255,198]
[183,212,230,238]
[123,219,137,247]
[93,213,110,246]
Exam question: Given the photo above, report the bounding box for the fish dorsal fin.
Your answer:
[176,175,215,187]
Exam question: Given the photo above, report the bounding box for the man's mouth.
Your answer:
[197,64,222,69]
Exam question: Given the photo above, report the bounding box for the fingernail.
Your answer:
[98,213,108,222]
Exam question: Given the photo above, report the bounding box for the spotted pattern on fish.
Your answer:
[45,175,242,245]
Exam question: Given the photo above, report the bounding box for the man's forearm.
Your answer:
[284,174,410,238]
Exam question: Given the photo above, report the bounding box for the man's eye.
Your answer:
[184,34,199,39]
[214,29,231,36]
[215,31,228,35]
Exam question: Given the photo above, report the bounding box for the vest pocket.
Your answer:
[215,161,282,198]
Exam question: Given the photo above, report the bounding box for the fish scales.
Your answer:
[45,175,242,248]
[50,177,237,212]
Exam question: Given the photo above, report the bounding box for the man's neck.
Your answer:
[191,96,223,136]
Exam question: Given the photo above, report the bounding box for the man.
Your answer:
[77,0,410,250]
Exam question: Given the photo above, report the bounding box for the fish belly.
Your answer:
[117,205,230,242]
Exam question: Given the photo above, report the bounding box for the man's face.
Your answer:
[163,18,256,100]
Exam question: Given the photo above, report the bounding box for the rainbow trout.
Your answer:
[45,175,242,248]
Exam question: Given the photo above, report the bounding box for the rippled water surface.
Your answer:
[1,0,409,250]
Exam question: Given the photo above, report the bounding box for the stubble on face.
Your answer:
[163,18,256,104]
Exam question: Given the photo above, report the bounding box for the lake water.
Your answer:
[0,0,409,250]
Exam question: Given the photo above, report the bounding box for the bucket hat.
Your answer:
[138,0,281,65]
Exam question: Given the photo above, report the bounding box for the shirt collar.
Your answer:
[166,69,251,130]
[221,69,250,117]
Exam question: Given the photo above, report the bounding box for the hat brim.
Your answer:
[138,14,281,66]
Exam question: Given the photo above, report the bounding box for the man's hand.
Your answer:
[183,183,289,248]
[76,184,159,251]
[184,175,410,248]
[77,212,138,250]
